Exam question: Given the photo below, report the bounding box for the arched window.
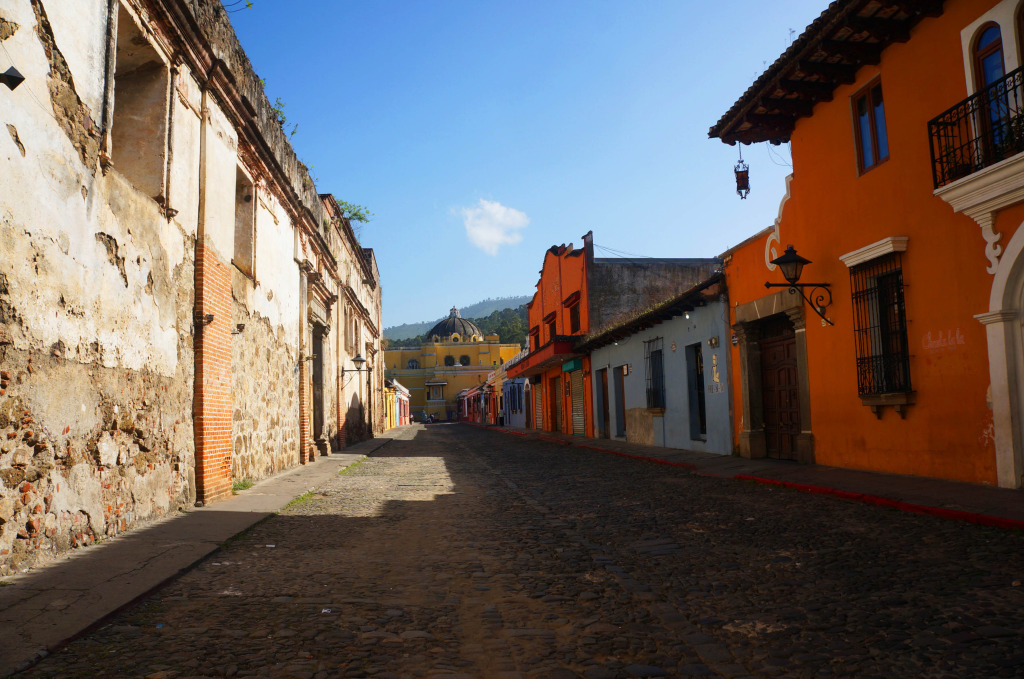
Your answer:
[974,23,1004,91]
[406,359,419,369]
[460,355,471,366]
[451,334,460,342]
[444,355,455,366]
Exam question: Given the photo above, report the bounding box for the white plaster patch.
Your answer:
[44,0,110,114]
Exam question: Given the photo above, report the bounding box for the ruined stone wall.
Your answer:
[0,0,196,574]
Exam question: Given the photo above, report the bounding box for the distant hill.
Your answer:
[385,295,531,341]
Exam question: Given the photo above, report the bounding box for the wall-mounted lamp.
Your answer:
[764,245,833,325]
[1,66,25,91]
[194,312,214,326]
[341,354,368,374]
[231,323,246,335]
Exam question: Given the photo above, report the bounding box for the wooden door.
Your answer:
[550,376,562,432]
[760,322,799,460]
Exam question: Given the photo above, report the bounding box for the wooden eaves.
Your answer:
[708,0,944,146]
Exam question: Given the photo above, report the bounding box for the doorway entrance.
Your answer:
[759,317,799,460]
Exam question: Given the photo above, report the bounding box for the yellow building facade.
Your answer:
[385,308,523,421]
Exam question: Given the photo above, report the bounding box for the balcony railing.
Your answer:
[928,65,1024,189]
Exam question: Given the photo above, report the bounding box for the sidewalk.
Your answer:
[0,436,392,677]
[475,423,1024,529]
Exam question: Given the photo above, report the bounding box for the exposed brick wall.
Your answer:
[194,242,232,503]
[298,356,311,463]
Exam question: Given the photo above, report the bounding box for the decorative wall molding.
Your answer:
[839,236,909,268]
[764,173,793,271]
[934,152,1024,273]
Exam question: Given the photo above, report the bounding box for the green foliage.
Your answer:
[284,491,315,509]
[336,200,374,223]
[339,458,366,475]
[232,479,255,494]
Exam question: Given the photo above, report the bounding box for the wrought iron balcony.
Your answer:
[928,65,1024,189]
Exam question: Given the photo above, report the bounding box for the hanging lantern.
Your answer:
[734,144,750,199]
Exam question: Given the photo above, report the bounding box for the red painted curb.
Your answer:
[538,435,572,445]
[733,474,1024,531]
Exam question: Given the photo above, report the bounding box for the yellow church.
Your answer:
[385,307,523,421]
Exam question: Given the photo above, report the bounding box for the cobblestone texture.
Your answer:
[24,425,1024,678]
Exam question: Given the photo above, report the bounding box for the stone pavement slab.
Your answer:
[484,424,1024,527]
[0,437,389,677]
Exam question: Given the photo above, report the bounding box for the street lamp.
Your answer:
[341,354,368,374]
[765,245,833,325]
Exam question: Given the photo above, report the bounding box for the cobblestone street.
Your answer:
[22,425,1024,679]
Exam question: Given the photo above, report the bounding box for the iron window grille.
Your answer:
[850,253,911,396]
[644,337,666,409]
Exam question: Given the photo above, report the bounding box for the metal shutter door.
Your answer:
[571,369,585,435]
[534,385,543,429]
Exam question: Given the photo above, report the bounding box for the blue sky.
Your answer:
[229,1,828,328]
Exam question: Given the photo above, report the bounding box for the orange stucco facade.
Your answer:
[721,0,1024,486]
[510,241,594,437]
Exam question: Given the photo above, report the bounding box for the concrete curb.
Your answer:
[0,440,391,678]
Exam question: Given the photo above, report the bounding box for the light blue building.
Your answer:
[578,273,732,455]
[502,378,530,428]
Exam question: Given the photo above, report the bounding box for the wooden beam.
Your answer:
[762,97,815,116]
[821,39,883,65]
[882,0,943,19]
[797,60,859,84]
[745,113,799,130]
[848,16,911,43]
[780,79,835,101]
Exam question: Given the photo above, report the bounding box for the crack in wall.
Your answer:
[28,0,100,169]
[7,124,26,157]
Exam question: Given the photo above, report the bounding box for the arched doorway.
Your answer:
[978,219,1024,488]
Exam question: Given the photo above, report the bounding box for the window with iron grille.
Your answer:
[850,253,911,396]
[644,337,665,409]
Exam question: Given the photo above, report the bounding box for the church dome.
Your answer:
[427,307,483,342]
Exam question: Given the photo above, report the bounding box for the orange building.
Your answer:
[509,238,593,436]
[509,232,719,437]
[711,0,1024,488]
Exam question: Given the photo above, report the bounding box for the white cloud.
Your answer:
[460,199,529,256]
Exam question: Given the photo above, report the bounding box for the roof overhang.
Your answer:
[709,0,944,146]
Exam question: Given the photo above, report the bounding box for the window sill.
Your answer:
[860,391,915,419]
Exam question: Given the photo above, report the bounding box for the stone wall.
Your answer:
[230,295,299,481]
